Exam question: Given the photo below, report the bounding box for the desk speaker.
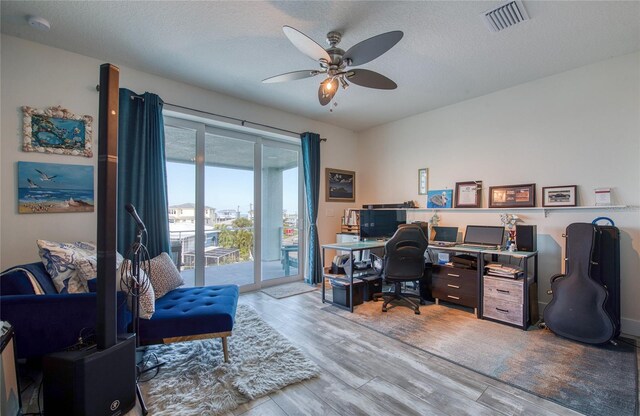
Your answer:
[516,225,537,252]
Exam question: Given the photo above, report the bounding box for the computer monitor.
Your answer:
[463,225,505,246]
[432,226,458,243]
[360,209,407,239]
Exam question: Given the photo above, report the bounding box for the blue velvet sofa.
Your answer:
[0,262,130,359]
[0,262,239,361]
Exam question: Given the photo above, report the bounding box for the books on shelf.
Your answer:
[343,209,359,226]
[484,262,524,279]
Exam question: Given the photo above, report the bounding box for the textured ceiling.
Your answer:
[2,1,639,131]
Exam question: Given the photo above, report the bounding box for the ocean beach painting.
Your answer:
[18,161,94,214]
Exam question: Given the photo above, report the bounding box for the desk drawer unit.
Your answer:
[482,296,523,325]
[432,266,477,308]
[483,275,523,304]
[482,275,524,326]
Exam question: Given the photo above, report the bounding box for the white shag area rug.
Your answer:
[140,304,320,415]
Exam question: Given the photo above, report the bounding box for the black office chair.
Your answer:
[372,224,429,314]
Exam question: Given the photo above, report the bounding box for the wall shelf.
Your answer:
[408,205,637,218]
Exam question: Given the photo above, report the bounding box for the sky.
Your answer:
[18,161,93,190]
[167,162,299,215]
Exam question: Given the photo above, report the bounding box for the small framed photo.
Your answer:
[427,189,453,208]
[489,184,536,208]
[418,168,428,195]
[326,168,355,202]
[542,185,577,207]
[455,181,482,208]
[22,106,93,157]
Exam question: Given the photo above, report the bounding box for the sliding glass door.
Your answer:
[164,116,303,290]
[165,123,198,287]
[204,130,255,287]
[261,143,302,282]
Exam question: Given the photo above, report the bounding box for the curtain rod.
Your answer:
[96,85,327,142]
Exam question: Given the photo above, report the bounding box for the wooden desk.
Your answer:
[427,245,538,330]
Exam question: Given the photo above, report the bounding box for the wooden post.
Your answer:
[96,63,120,350]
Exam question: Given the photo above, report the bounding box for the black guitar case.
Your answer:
[543,221,620,344]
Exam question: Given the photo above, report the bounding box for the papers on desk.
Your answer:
[484,262,524,279]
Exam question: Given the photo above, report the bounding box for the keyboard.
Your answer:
[430,241,457,247]
[457,244,500,250]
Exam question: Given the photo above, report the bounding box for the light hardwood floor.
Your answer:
[27,289,612,416]
[222,290,585,416]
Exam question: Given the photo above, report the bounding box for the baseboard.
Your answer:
[620,318,640,338]
[538,301,640,337]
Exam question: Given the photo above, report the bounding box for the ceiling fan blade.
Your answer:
[347,69,397,90]
[344,31,403,67]
[318,79,338,106]
[283,26,331,63]
[262,70,322,83]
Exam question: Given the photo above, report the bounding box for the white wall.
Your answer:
[0,35,359,269]
[357,51,640,334]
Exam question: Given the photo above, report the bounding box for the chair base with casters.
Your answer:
[374,281,424,314]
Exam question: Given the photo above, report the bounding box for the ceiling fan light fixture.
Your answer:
[322,77,338,94]
[267,26,403,107]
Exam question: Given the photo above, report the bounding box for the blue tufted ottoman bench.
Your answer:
[137,285,239,362]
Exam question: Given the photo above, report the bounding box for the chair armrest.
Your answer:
[0,292,131,359]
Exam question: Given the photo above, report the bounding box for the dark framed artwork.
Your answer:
[542,185,577,207]
[455,181,482,208]
[326,168,355,202]
[489,183,536,208]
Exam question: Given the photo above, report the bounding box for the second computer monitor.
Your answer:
[463,225,505,246]
[432,226,458,243]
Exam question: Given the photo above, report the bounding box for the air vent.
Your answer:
[483,1,530,32]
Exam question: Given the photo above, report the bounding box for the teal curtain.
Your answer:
[117,89,170,258]
[301,132,322,284]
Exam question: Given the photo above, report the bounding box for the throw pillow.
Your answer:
[120,260,155,319]
[76,253,124,293]
[37,240,96,293]
[145,252,184,299]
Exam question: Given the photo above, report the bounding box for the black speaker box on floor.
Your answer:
[516,224,537,252]
[43,335,136,416]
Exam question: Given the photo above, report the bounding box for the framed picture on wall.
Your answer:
[542,185,577,207]
[427,189,453,208]
[22,106,93,157]
[489,183,536,208]
[455,181,482,208]
[17,161,94,214]
[418,168,428,195]
[326,168,355,202]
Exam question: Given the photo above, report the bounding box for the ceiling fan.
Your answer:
[262,26,403,106]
